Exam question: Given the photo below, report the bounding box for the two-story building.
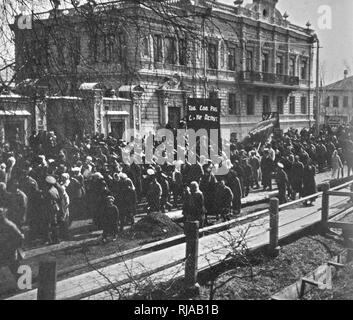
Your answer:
[321,70,353,129]
[12,0,316,141]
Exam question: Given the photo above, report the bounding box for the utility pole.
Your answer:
[201,7,212,99]
[202,16,207,98]
[315,35,320,135]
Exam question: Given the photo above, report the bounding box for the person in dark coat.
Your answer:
[226,167,242,214]
[0,208,25,278]
[233,160,245,196]
[170,163,183,208]
[249,151,260,189]
[182,181,205,228]
[261,150,273,191]
[129,161,142,203]
[156,168,172,213]
[26,178,45,242]
[101,195,119,243]
[302,160,317,206]
[290,156,304,200]
[43,176,61,244]
[66,167,85,222]
[117,173,136,231]
[6,179,28,229]
[242,159,253,197]
[199,164,217,224]
[316,141,327,172]
[146,172,162,213]
[188,161,204,186]
[275,163,291,204]
[214,178,234,221]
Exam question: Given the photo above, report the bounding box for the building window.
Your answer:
[246,50,253,71]
[178,38,188,66]
[165,36,177,65]
[229,93,239,115]
[333,96,339,108]
[142,36,150,57]
[262,52,269,73]
[228,46,236,71]
[90,34,99,63]
[276,55,284,75]
[301,59,308,80]
[209,91,218,100]
[103,34,115,62]
[277,96,284,114]
[153,35,163,63]
[247,95,255,115]
[263,95,270,113]
[289,96,296,114]
[208,42,218,69]
[301,96,307,114]
[57,38,66,66]
[343,96,349,108]
[289,57,296,76]
[325,96,330,107]
[220,42,225,69]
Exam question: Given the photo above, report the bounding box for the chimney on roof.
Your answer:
[344,70,348,79]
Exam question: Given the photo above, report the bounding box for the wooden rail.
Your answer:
[7,180,353,300]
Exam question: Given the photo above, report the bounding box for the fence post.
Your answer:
[37,259,57,300]
[321,183,330,233]
[184,221,200,295]
[269,198,280,257]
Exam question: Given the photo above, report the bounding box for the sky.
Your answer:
[222,0,353,85]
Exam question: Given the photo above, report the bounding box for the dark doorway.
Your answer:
[110,121,125,140]
[168,107,181,130]
[4,120,24,145]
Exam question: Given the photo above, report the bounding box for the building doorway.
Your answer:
[110,121,125,140]
[4,120,24,145]
[168,107,181,129]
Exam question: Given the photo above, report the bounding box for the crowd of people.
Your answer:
[0,123,353,276]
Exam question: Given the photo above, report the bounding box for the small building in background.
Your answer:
[321,70,353,129]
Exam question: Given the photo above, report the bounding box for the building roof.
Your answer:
[324,75,353,91]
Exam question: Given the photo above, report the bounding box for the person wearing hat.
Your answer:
[214,178,234,222]
[56,174,71,240]
[146,175,162,214]
[156,168,172,213]
[249,151,260,189]
[302,159,318,206]
[290,156,304,200]
[275,162,290,205]
[261,150,273,191]
[43,176,61,244]
[66,167,85,221]
[170,162,183,209]
[226,167,242,215]
[116,173,136,231]
[199,163,217,223]
[100,195,119,243]
[129,161,143,203]
[182,181,205,228]
[6,179,28,229]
